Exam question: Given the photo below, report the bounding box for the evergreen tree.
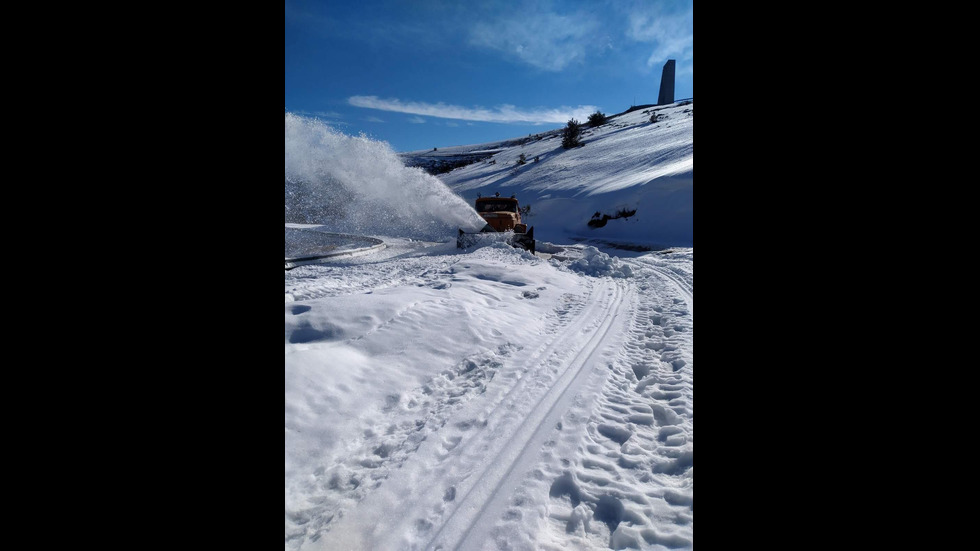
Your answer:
[561,119,582,149]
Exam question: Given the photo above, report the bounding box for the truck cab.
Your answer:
[458,192,535,254]
[474,194,528,233]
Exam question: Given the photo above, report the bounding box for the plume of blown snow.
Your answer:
[285,112,486,240]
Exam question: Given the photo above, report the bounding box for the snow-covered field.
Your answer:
[285,103,693,550]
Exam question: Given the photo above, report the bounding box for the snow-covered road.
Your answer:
[285,239,693,550]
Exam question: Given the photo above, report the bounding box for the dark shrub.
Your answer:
[588,111,608,126]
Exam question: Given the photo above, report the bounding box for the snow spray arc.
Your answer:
[285,113,485,241]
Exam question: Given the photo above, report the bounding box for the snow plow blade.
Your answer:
[513,226,535,255]
[457,226,535,255]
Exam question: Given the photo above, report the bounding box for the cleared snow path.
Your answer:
[427,278,630,551]
[287,246,693,550]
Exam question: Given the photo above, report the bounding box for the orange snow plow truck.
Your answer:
[457,192,535,254]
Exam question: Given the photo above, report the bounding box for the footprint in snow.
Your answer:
[597,424,633,444]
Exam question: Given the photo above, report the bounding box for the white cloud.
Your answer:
[626,4,693,69]
[349,96,597,124]
[467,9,599,71]
[407,116,427,124]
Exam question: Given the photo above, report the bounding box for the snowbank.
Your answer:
[561,246,635,278]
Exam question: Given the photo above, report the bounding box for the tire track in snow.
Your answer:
[287,342,522,548]
[637,254,693,316]
[424,279,630,551]
[317,277,630,551]
[524,255,693,549]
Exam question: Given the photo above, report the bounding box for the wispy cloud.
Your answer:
[468,10,599,72]
[407,116,427,124]
[625,3,694,70]
[349,96,597,124]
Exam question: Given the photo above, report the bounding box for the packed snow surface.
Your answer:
[285,104,693,550]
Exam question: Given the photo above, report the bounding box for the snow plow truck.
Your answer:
[457,193,535,254]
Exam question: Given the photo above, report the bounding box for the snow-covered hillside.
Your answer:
[285,104,693,550]
[402,101,693,250]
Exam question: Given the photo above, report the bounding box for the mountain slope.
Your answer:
[401,101,693,249]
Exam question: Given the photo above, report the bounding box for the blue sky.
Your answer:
[285,0,693,152]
